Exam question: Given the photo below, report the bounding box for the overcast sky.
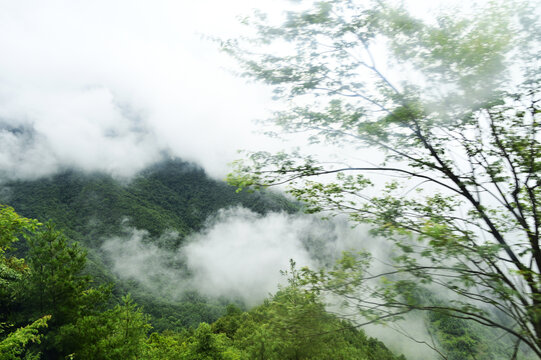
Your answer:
[0,0,294,181]
[0,0,497,182]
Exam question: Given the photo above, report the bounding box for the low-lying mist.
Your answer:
[101,207,369,305]
[102,206,439,359]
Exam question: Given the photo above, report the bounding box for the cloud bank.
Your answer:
[0,0,287,181]
[101,207,373,305]
[101,207,437,358]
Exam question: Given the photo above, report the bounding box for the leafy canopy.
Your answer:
[224,0,541,357]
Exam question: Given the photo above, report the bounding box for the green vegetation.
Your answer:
[2,157,535,358]
[223,0,541,357]
[1,159,297,331]
[208,265,407,360]
[2,159,296,243]
[3,0,538,357]
[1,205,50,360]
[0,205,406,359]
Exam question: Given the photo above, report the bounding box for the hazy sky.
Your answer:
[0,0,497,182]
[0,0,291,181]
[0,4,503,357]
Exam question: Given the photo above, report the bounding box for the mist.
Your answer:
[101,207,441,359]
[1,2,520,358]
[0,0,502,183]
[0,0,290,182]
[101,207,370,305]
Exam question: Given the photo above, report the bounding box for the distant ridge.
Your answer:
[1,158,297,248]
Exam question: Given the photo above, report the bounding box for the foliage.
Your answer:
[8,220,112,358]
[0,197,408,358]
[0,159,298,331]
[0,316,50,360]
[0,206,49,360]
[209,263,406,360]
[145,323,245,360]
[58,295,151,360]
[1,159,297,243]
[24,223,92,324]
[223,0,541,357]
[0,205,40,310]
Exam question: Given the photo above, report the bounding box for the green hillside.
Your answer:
[1,161,529,359]
[0,205,408,360]
[0,159,298,330]
[0,165,407,359]
[1,158,297,246]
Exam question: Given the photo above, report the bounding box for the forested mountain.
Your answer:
[1,158,297,244]
[2,0,539,357]
[0,161,409,359]
[1,204,409,359]
[1,159,533,359]
[0,159,299,331]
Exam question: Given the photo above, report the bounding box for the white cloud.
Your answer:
[183,208,317,304]
[101,207,376,305]
[101,208,441,358]
[0,0,288,181]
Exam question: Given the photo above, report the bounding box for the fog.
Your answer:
[0,0,508,183]
[1,1,525,358]
[102,207,440,359]
[102,208,371,305]
[0,0,289,181]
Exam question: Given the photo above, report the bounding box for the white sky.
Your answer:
[0,0,291,180]
[0,0,498,181]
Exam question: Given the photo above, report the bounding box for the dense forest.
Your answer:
[1,159,299,331]
[1,160,535,359]
[0,161,408,359]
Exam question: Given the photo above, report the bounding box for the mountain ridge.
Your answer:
[1,158,297,247]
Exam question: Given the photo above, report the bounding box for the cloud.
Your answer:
[0,87,162,179]
[101,208,440,358]
[101,207,374,305]
[0,0,287,181]
[101,227,186,298]
[182,208,318,304]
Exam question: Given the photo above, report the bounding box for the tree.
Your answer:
[58,295,151,360]
[0,205,50,360]
[231,264,405,360]
[224,0,541,357]
[14,221,111,358]
[0,205,40,312]
[24,223,91,325]
[0,316,50,360]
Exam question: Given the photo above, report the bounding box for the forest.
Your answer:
[1,0,540,359]
[0,159,536,359]
[0,165,406,359]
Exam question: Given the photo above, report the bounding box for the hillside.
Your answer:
[0,159,298,330]
[0,160,525,359]
[1,204,408,360]
[1,158,297,246]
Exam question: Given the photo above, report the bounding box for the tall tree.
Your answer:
[216,263,406,360]
[19,222,110,357]
[224,0,541,357]
[0,205,49,359]
[58,295,151,360]
[24,224,89,325]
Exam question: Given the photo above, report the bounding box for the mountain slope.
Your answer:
[0,159,298,329]
[1,158,297,247]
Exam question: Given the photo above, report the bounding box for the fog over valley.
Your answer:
[102,208,370,305]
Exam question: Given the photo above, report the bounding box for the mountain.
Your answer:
[1,159,513,359]
[0,158,298,329]
[1,158,297,247]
